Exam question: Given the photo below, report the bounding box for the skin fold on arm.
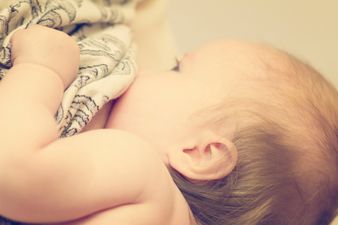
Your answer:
[0,25,172,224]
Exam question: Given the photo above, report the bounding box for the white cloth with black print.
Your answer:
[0,0,139,138]
[0,0,140,224]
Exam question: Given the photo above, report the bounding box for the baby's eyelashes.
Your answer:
[171,57,181,72]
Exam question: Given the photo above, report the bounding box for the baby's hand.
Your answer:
[10,25,80,87]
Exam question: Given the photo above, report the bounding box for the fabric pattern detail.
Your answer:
[0,0,138,138]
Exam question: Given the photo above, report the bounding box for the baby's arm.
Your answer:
[0,26,170,224]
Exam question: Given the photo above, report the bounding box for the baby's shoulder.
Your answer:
[54,177,193,225]
[116,170,194,225]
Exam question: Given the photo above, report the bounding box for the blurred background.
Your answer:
[167,0,338,88]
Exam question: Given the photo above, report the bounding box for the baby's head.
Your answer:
[109,40,338,225]
[171,41,338,225]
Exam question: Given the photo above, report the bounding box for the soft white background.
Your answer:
[167,0,338,88]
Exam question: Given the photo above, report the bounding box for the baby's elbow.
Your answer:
[0,147,34,187]
[0,148,48,220]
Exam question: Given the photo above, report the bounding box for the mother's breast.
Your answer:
[80,101,114,133]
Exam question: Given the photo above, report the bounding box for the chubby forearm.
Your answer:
[0,129,165,224]
[0,25,83,223]
[0,63,64,156]
[0,62,66,223]
[0,17,173,224]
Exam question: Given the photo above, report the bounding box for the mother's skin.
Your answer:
[81,0,178,133]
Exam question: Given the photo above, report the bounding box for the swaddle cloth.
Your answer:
[0,0,139,138]
[0,0,140,224]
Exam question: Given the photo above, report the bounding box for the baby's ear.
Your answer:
[167,131,237,181]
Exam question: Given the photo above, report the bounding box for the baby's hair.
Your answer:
[170,44,338,225]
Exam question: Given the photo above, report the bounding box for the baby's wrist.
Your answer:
[12,56,77,88]
[10,25,80,87]
[11,62,65,89]
[13,60,58,74]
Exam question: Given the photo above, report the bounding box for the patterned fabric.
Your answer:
[0,0,140,224]
[0,0,139,137]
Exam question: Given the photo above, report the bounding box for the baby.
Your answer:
[0,25,337,225]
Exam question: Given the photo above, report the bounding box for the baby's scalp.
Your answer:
[171,40,338,225]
